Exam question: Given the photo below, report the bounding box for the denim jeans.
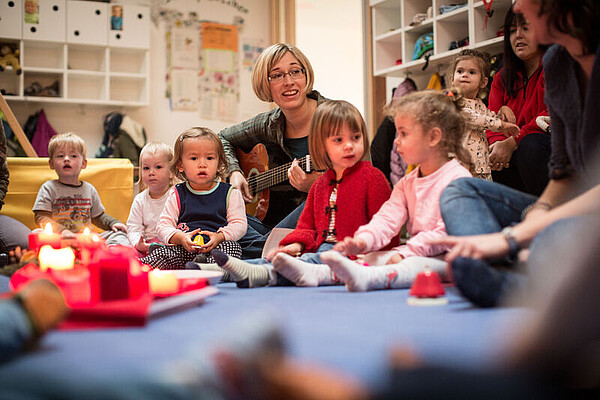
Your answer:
[0,215,30,252]
[440,177,537,236]
[0,299,34,362]
[238,201,305,259]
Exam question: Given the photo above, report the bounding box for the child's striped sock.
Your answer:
[211,249,269,288]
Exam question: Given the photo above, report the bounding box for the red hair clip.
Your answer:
[446,91,454,97]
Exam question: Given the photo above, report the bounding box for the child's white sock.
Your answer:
[272,253,339,287]
[211,249,269,288]
[320,251,395,292]
[322,251,449,292]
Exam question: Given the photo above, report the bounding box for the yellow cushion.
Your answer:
[3,157,133,230]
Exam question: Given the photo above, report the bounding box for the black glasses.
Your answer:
[268,68,305,83]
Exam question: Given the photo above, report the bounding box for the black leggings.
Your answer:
[492,133,551,196]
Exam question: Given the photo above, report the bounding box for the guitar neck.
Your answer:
[247,155,311,195]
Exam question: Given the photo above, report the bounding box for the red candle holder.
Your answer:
[89,247,149,302]
[28,223,62,253]
[75,228,106,266]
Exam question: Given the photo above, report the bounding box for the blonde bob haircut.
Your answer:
[137,142,175,192]
[309,100,370,171]
[48,132,87,159]
[171,127,228,182]
[252,43,315,103]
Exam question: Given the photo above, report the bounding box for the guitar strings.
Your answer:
[246,158,309,193]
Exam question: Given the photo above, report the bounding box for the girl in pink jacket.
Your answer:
[319,89,472,291]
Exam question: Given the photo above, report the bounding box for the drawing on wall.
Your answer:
[198,22,239,121]
[111,5,124,31]
[169,26,201,111]
[242,40,264,72]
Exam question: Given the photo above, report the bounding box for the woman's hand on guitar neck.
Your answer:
[288,159,321,193]
[229,170,253,203]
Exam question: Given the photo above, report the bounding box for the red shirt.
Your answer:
[487,65,548,145]
[280,161,397,253]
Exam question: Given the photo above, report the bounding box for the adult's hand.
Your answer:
[288,159,320,193]
[489,137,517,171]
[431,233,510,264]
[229,170,253,203]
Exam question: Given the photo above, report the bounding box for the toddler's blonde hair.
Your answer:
[137,142,175,192]
[48,132,87,159]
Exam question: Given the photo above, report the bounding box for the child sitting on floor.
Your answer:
[451,49,520,180]
[317,89,472,291]
[32,132,129,245]
[140,127,246,269]
[211,100,394,288]
[126,143,176,256]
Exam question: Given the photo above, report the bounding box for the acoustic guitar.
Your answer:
[236,143,312,221]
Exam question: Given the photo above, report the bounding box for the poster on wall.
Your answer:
[199,22,239,121]
[169,26,201,111]
[242,39,265,72]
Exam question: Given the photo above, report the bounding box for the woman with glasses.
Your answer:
[218,43,326,259]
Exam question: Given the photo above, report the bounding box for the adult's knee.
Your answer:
[516,134,551,165]
[440,178,478,213]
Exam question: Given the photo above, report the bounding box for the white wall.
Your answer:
[295,0,365,116]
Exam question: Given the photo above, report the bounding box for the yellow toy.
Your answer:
[0,45,22,75]
[192,234,204,246]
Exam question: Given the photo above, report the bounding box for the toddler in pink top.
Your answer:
[320,89,472,291]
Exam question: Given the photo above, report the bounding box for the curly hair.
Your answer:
[386,89,471,169]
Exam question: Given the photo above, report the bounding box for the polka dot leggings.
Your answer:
[140,240,242,270]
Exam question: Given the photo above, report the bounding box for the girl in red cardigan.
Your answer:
[211,100,394,288]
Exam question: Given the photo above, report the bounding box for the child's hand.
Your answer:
[61,229,76,239]
[195,231,225,253]
[333,237,367,256]
[498,105,516,124]
[266,242,303,261]
[170,229,201,252]
[385,253,405,265]
[135,237,150,253]
[501,121,521,138]
[112,223,128,233]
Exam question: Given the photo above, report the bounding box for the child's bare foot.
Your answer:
[17,279,69,336]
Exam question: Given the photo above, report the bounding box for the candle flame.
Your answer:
[44,223,53,235]
[83,227,91,235]
[92,234,100,242]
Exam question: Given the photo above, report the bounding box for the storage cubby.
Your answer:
[371,0,512,78]
[0,73,21,97]
[0,0,149,107]
[110,76,147,105]
[68,45,107,73]
[24,72,63,98]
[109,48,147,75]
[67,74,105,101]
[22,42,65,70]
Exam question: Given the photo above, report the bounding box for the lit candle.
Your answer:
[149,269,179,296]
[28,223,62,252]
[38,245,76,272]
[76,227,105,266]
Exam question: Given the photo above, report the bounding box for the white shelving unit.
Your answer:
[0,0,149,107]
[371,0,512,81]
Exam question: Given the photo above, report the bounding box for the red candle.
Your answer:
[76,227,106,266]
[89,248,129,301]
[28,223,62,252]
